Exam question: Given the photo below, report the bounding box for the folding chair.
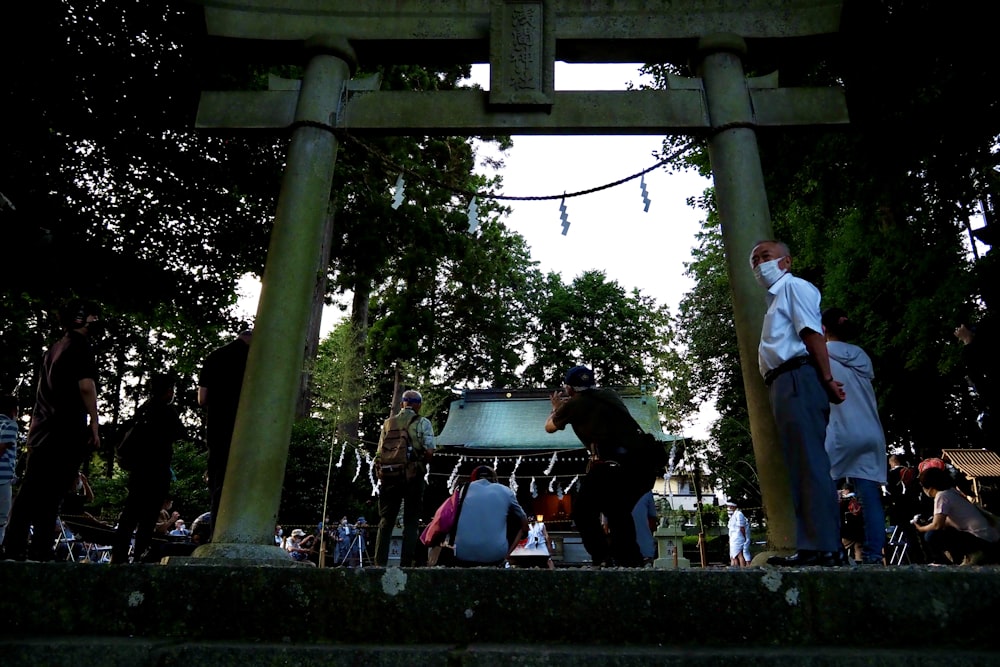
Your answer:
[887,525,910,565]
[54,518,81,562]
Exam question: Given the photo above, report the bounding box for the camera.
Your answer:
[910,514,929,526]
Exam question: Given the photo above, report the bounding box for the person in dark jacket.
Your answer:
[546,365,649,568]
[111,373,185,563]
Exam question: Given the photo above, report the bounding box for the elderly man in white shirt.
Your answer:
[750,240,845,567]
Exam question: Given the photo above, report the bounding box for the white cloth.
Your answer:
[824,341,887,483]
[728,509,750,559]
[757,272,824,376]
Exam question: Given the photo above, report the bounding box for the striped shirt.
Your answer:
[0,414,19,485]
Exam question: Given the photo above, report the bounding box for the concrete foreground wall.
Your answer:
[1,563,998,665]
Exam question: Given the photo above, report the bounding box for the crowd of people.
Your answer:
[2,285,995,570]
[750,239,999,567]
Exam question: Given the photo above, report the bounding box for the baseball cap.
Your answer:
[563,365,595,388]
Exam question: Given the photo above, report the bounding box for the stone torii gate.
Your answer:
[192,0,848,562]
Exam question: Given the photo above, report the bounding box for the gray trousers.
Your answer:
[770,365,841,553]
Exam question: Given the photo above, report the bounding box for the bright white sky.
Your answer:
[467,63,716,438]
[467,63,711,319]
[239,62,718,438]
[472,62,710,311]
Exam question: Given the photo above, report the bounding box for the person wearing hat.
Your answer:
[374,389,436,567]
[3,300,105,562]
[285,528,317,565]
[545,365,650,567]
[450,466,528,567]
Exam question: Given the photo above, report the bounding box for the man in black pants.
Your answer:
[546,365,649,568]
[111,373,185,563]
[2,301,104,561]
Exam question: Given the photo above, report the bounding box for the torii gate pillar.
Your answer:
[697,33,794,553]
[191,36,356,562]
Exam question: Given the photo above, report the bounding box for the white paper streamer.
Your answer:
[543,452,558,475]
[467,196,479,233]
[493,456,499,472]
[391,174,406,209]
[365,451,377,487]
[530,477,538,498]
[447,455,466,493]
[352,449,363,483]
[509,456,523,494]
[335,443,346,469]
[559,194,570,235]
[548,476,556,493]
[563,475,579,495]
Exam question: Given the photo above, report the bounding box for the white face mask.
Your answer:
[753,257,786,288]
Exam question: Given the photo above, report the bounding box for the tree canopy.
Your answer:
[650,0,999,504]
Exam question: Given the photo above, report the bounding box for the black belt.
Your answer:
[764,355,813,386]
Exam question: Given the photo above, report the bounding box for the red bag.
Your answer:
[420,491,460,547]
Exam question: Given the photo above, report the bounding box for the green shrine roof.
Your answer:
[437,388,682,450]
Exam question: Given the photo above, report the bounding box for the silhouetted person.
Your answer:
[198,329,251,539]
[2,301,104,561]
[111,374,185,563]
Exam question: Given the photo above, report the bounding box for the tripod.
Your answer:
[337,526,372,568]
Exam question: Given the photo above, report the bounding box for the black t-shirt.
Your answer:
[126,399,186,481]
[198,338,250,448]
[27,330,98,445]
[550,388,638,460]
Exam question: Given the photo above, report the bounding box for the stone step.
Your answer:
[1,639,997,667]
[2,561,998,666]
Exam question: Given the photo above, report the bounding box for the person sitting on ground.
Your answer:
[913,467,1000,565]
[451,466,528,567]
[285,528,317,566]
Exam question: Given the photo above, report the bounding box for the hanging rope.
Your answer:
[341,133,697,203]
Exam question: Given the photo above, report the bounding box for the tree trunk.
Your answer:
[296,212,336,419]
[335,282,370,448]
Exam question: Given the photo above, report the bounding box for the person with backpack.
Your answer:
[545,365,657,568]
[374,389,435,567]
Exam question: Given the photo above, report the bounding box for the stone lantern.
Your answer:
[653,506,690,569]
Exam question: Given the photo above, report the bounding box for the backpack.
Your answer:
[587,391,668,477]
[376,413,419,485]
